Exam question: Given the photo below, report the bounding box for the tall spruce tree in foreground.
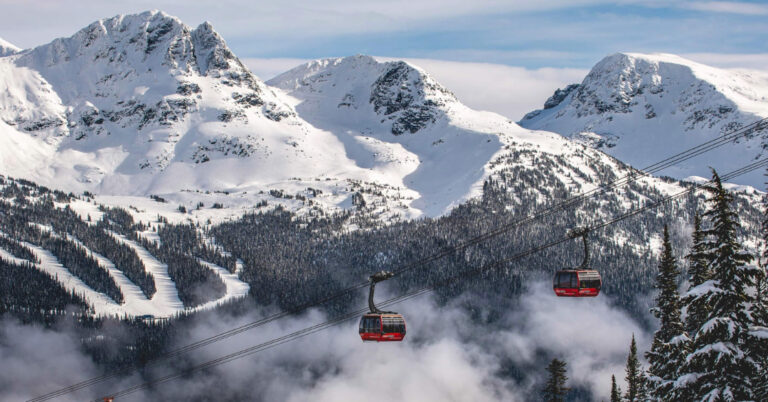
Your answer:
[610,375,621,402]
[751,259,768,401]
[645,225,689,399]
[676,169,759,400]
[756,191,768,330]
[749,192,768,400]
[684,213,711,336]
[542,358,570,402]
[624,334,647,402]
[674,213,711,401]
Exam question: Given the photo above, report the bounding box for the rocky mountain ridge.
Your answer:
[520,53,768,187]
[0,14,764,225]
[0,37,19,57]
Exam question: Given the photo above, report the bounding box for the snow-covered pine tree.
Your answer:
[684,213,711,336]
[645,225,689,399]
[624,334,648,401]
[748,192,768,400]
[753,190,768,330]
[677,169,759,401]
[610,375,621,402]
[542,358,570,402]
[751,259,768,401]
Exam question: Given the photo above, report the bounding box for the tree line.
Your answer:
[0,161,765,395]
[606,170,767,401]
[541,170,767,401]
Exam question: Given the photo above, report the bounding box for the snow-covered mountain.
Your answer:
[0,11,503,220]
[1,12,766,323]
[0,12,401,215]
[0,38,19,57]
[520,53,768,188]
[0,11,625,220]
[268,54,715,217]
[268,55,515,216]
[0,11,322,191]
[0,13,764,224]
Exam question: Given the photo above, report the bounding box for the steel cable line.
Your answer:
[25,279,373,402]
[28,117,768,402]
[97,157,768,401]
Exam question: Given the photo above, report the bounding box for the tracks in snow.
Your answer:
[0,230,250,318]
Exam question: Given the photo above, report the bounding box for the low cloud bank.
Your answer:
[2,281,650,401]
[0,318,98,402]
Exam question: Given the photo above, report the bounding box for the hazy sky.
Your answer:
[1,0,766,69]
[2,1,766,119]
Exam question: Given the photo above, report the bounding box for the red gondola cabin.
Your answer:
[359,313,406,342]
[359,271,407,342]
[553,269,601,297]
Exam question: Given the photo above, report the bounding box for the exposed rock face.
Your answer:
[271,55,458,136]
[520,53,768,186]
[544,84,580,110]
[1,13,764,223]
[0,10,296,174]
[369,61,456,135]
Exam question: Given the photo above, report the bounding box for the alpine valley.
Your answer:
[0,10,766,402]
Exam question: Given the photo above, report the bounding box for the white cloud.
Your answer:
[0,318,99,402]
[500,281,650,397]
[85,282,653,400]
[682,53,768,71]
[245,56,587,121]
[242,58,312,81]
[0,1,604,49]
[395,58,588,120]
[683,1,768,15]
[157,282,650,401]
[2,280,651,401]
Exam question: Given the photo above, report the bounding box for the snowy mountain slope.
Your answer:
[4,43,767,320]
[0,11,410,217]
[269,55,502,216]
[0,38,20,57]
[267,55,672,217]
[4,234,250,318]
[0,11,632,220]
[0,12,764,224]
[520,53,768,188]
[0,176,250,318]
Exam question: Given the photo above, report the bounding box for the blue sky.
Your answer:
[231,2,768,68]
[1,0,766,69]
[2,1,766,120]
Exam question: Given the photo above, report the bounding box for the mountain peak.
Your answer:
[520,52,768,187]
[16,10,263,92]
[600,52,705,67]
[1,9,297,174]
[269,55,457,135]
[0,37,21,56]
[190,20,239,76]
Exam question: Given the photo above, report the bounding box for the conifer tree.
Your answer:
[610,375,621,402]
[624,334,647,402]
[748,192,768,400]
[645,225,689,399]
[683,213,711,336]
[752,192,768,330]
[753,255,768,328]
[751,260,768,401]
[542,358,570,402]
[677,169,759,401]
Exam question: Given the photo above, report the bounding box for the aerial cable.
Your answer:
[28,118,768,402]
[96,157,768,401]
